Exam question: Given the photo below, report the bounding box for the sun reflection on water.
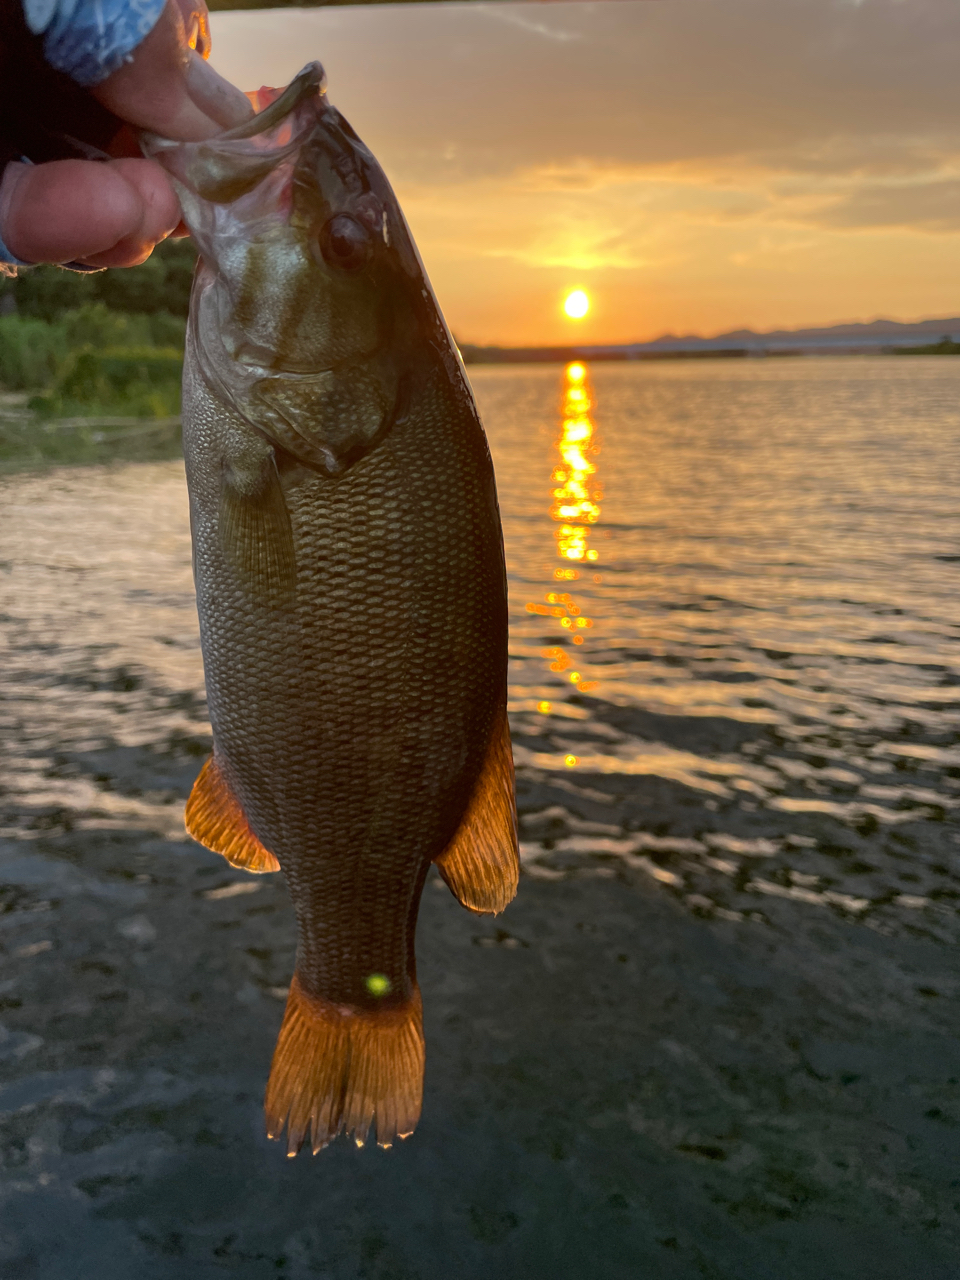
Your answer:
[526,361,602,699]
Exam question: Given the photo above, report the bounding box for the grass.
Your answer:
[0,411,183,473]
[29,347,183,420]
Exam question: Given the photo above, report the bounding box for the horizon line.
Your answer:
[458,312,960,351]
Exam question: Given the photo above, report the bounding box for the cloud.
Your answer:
[209,1,960,342]
[808,177,960,231]
[471,3,582,45]
[211,1,960,179]
[211,2,960,193]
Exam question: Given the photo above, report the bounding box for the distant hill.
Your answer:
[459,316,960,365]
[645,317,960,352]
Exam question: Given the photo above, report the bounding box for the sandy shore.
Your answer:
[0,738,958,1279]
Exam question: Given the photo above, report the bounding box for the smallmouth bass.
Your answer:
[144,64,518,1154]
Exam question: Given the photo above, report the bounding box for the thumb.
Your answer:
[91,1,252,141]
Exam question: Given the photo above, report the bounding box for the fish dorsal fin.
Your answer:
[434,704,519,915]
[186,756,281,874]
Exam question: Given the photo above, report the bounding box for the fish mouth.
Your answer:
[219,62,328,142]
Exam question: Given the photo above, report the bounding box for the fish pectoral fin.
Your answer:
[185,756,281,873]
[219,454,297,604]
[265,973,424,1155]
[434,703,519,916]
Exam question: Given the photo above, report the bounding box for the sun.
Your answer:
[563,289,590,320]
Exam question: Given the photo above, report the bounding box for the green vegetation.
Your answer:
[0,241,193,468]
[0,314,66,391]
[0,238,195,322]
[29,342,184,418]
[892,336,960,355]
[0,303,184,417]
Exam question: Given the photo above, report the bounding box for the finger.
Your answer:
[92,1,252,141]
[184,50,254,131]
[81,159,184,267]
[0,159,180,267]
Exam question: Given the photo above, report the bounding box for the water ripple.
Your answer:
[1,360,959,945]
[477,358,960,941]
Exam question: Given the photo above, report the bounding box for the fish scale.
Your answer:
[146,63,519,1151]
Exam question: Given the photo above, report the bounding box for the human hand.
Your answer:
[0,0,253,269]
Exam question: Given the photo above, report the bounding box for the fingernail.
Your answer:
[185,51,254,131]
[186,9,212,58]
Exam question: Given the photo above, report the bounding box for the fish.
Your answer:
[143,63,519,1154]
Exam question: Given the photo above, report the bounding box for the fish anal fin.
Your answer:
[185,756,280,873]
[434,705,519,915]
[265,973,424,1155]
[219,453,297,605]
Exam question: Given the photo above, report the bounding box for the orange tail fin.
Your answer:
[264,973,424,1155]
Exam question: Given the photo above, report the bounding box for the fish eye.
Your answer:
[319,214,373,272]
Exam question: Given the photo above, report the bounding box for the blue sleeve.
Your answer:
[0,232,31,275]
[22,0,167,89]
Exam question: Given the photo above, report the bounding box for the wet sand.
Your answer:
[1,742,958,1278]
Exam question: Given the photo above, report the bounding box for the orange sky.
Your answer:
[209,1,960,347]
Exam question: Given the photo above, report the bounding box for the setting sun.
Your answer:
[563,290,590,320]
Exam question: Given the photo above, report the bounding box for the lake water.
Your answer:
[4,357,960,930]
[2,356,959,1277]
[487,357,960,937]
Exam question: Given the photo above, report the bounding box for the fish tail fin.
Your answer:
[264,973,424,1155]
[434,703,519,915]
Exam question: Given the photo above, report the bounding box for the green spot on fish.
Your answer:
[365,973,391,997]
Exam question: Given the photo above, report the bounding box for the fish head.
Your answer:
[144,63,455,475]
